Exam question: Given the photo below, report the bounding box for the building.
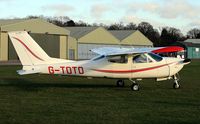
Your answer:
[65,27,120,60]
[1,19,154,61]
[175,39,200,59]
[0,19,70,61]
[109,30,153,47]
[66,27,153,60]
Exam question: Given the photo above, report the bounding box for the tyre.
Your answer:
[131,83,139,91]
[173,83,180,89]
[116,80,125,87]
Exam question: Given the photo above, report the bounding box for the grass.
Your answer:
[0,61,200,124]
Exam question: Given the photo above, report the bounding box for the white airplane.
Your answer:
[8,31,191,91]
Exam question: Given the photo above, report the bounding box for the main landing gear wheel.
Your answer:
[116,80,125,87]
[173,74,180,89]
[131,83,139,91]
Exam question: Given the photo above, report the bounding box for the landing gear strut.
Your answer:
[173,74,180,89]
[129,79,139,91]
[116,80,125,87]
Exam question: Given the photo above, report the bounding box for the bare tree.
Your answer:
[160,27,184,46]
[108,22,125,30]
[124,23,137,30]
[187,28,200,38]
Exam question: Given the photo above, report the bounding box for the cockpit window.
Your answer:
[148,53,163,62]
[133,54,148,63]
[108,55,128,63]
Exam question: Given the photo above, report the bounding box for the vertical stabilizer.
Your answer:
[8,31,50,66]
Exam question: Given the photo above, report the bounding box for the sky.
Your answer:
[0,0,200,34]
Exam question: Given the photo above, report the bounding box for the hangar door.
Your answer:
[78,44,120,60]
[30,33,60,58]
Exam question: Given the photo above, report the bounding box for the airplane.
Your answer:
[8,31,191,91]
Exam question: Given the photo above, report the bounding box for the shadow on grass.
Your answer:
[0,78,115,91]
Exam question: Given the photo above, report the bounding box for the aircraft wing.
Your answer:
[91,46,184,56]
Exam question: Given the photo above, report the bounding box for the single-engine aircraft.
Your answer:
[8,31,191,91]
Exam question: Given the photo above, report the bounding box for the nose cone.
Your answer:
[183,59,191,65]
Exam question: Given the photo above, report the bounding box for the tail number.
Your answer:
[48,66,84,75]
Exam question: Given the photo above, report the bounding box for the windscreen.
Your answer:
[148,53,163,62]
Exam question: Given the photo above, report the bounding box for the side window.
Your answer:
[133,54,147,63]
[108,55,128,63]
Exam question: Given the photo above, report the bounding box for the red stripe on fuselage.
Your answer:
[92,63,171,74]
[12,37,44,61]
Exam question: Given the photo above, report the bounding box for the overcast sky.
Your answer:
[0,0,200,34]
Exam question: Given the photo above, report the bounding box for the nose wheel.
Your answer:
[173,81,180,89]
[131,83,139,91]
[129,79,139,91]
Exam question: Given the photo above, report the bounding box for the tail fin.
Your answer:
[8,31,50,66]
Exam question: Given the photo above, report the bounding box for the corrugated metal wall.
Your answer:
[78,44,121,59]
[0,32,8,61]
[187,47,200,59]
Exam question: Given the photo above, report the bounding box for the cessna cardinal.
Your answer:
[8,31,191,91]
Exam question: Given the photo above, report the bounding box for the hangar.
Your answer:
[66,27,153,60]
[109,30,153,47]
[174,39,200,59]
[184,39,200,59]
[0,19,154,62]
[65,27,120,60]
[0,19,70,61]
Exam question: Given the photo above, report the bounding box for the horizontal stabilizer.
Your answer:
[17,69,41,75]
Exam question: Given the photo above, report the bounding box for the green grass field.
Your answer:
[0,61,200,124]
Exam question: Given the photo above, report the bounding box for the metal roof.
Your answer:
[0,19,27,26]
[0,19,70,35]
[109,30,136,41]
[184,39,200,44]
[65,27,98,39]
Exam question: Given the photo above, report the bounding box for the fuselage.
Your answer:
[33,53,186,79]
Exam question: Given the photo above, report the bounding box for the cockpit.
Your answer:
[132,53,162,63]
[92,52,163,64]
[132,53,163,63]
[107,53,163,64]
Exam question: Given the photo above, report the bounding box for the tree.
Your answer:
[124,22,137,30]
[26,15,39,19]
[49,19,63,27]
[107,22,124,30]
[108,24,120,30]
[64,20,75,26]
[75,21,89,27]
[160,27,183,46]
[138,22,154,35]
[187,28,200,38]
[137,22,161,46]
